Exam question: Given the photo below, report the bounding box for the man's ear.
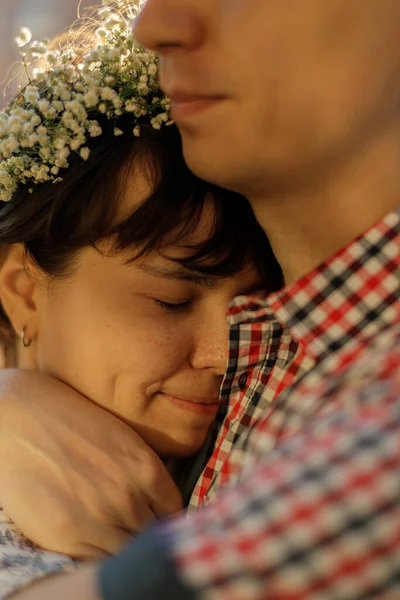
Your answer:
[0,244,39,341]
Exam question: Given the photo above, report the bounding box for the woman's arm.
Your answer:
[7,565,98,600]
[0,369,182,556]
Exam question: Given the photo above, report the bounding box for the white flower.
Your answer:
[57,147,70,161]
[37,134,50,147]
[101,87,116,101]
[96,28,107,40]
[38,99,50,115]
[70,121,83,135]
[66,100,87,120]
[22,122,35,135]
[0,1,170,202]
[125,100,138,112]
[112,96,123,109]
[30,114,41,127]
[27,134,39,147]
[90,70,103,82]
[87,49,101,63]
[30,41,47,56]
[138,83,149,96]
[151,117,161,130]
[39,147,51,160]
[24,86,40,105]
[35,166,50,181]
[80,147,90,161]
[109,48,122,60]
[83,90,99,108]
[7,138,20,153]
[60,90,72,101]
[53,138,66,150]
[15,27,32,48]
[61,111,74,125]
[43,107,57,120]
[7,116,23,135]
[46,52,58,66]
[53,84,67,97]
[53,101,64,113]
[55,158,68,168]
[88,122,102,137]
[70,138,83,151]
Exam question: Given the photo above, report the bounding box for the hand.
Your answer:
[0,369,183,558]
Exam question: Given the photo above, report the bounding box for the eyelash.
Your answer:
[155,299,193,313]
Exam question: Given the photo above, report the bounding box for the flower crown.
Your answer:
[0,0,172,202]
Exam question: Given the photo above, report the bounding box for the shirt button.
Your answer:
[238,372,248,390]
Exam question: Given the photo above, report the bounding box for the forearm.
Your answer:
[7,530,194,600]
[8,565,98,600]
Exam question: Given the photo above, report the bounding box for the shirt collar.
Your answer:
[229,209,400,361]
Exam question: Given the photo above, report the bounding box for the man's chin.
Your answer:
[180,135,238,190]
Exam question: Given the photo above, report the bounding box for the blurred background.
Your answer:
[0,0,93,107]
[0,0,93,364]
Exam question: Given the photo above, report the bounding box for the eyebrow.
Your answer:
[136,263,220,288]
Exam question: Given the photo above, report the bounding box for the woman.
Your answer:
[0,1,282,597]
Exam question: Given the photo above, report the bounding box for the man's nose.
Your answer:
[134,0,203,55]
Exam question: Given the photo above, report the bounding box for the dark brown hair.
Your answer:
[0,115,282,347]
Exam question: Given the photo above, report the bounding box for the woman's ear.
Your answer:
[0,244,39,342]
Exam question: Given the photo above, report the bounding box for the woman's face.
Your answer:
[31,172,261,458]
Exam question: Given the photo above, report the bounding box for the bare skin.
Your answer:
[7,1,400,597]
[0,167,258,556]
[135,0,400,282]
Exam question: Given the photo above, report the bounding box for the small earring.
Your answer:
[20,327,32,348]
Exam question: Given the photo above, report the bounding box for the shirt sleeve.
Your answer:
[0,507,77,599]
[99,373,400,599]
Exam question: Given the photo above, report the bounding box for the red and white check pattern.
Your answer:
[162,209,400,599]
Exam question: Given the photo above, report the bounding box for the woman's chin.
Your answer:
[144,430,208,459]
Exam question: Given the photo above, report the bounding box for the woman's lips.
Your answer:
[162,393,219,416]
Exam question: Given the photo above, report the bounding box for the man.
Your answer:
[7,0,400,598]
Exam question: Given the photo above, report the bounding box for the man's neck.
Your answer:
[250,125,400,285]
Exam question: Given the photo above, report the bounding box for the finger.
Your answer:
[69,543,109,560]
[83,525,132,556]
[114,499,156,533]
[142,471,184,517]
[62,522,132,559]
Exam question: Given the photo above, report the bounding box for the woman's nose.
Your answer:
[189,306,229,376]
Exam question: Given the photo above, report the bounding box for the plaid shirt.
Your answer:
[189,285,314,508]
[147,208,400,599]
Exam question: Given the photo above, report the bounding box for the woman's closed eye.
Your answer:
[154,298,193,313]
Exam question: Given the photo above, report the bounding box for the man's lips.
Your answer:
[161,393,219,416]
[167,91,225,121]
